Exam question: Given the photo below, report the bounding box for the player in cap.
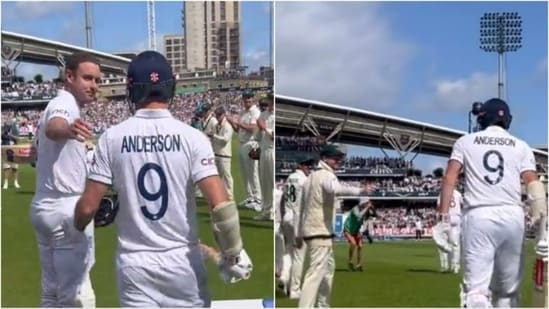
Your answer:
[29,52,99,307]
[74,50,250,307]
[228,89,262,211]
[343,197,375,272]
[438,98,546,307]
[297,144,373,307]
[278,155,316,299]
[255,93,275,220]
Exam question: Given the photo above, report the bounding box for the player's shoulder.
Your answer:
[45,90,77,110]
[504,132,531,150]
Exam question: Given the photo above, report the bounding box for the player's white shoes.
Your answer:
[238,197,253,207]
[289,290,301,300]
[239,198,262,212]
[3,181,21,189]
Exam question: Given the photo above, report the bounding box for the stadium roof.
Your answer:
[1,31,131,74]
[276,95,548,163]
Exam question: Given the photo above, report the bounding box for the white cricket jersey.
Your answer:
[450,126,536,209]
[437,189,462,225]
[88,109,218,253]
[202,113,218,138]
[33,89,87,196]
[237,105,260,143]
[284,169,308,214]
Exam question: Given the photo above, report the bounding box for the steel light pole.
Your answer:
[480,12,522,100]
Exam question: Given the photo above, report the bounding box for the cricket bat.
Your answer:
[533,215,548,308]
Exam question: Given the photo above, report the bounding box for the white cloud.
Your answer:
[415,72,498,111]
[5,1,75,20]
[275,2,415,110]
[244,49,269,72]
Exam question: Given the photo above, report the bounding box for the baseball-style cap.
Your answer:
[242,89,254,99]
[320,144,345,158]
[296,155,315,166]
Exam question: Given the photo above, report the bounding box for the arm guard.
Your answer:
[211,201,243,258]
[527,180,548,226]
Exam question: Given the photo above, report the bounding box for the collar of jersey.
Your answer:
[134,109,172,119]
[485,125,506,133]
[318,159,334,173]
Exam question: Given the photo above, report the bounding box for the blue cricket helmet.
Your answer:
[476,98,512,130]
[126,50,175,108]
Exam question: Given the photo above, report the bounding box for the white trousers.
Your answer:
[439,225,461,271]
[116,245,210,307]
[259,147,274,215]
[215,156,234,201]
[238,142,261,201]
[284,218,307,297]
[299,240,335,308]
[30,194,95,307]
[461,206,525,307]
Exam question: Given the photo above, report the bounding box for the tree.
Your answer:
[34,74,43,84]
[14,76,24,83]
[433,167,444,178]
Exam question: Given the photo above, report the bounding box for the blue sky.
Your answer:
[276,1,548,173]
[1,1,271,79]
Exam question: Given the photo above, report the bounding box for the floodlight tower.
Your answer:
[84,1,93,48]
[479,12,522,100]
[147,0,157,51]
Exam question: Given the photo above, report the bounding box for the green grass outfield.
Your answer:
[276,240,537,307]
[1,137,274,307]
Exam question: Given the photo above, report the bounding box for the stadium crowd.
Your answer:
[341,177,441,193]
[275,136,326,152]
[2,88,245,136]
[276,155,414,171]
[371,206,437,230]
[1,81,58,101]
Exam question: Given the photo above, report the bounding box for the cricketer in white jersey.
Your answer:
[256,96,275,221]
[74,51,247,307]
[438,98,544,308]
[436,189,462,273]
[282,158,313,299]
[29,52,100,307]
